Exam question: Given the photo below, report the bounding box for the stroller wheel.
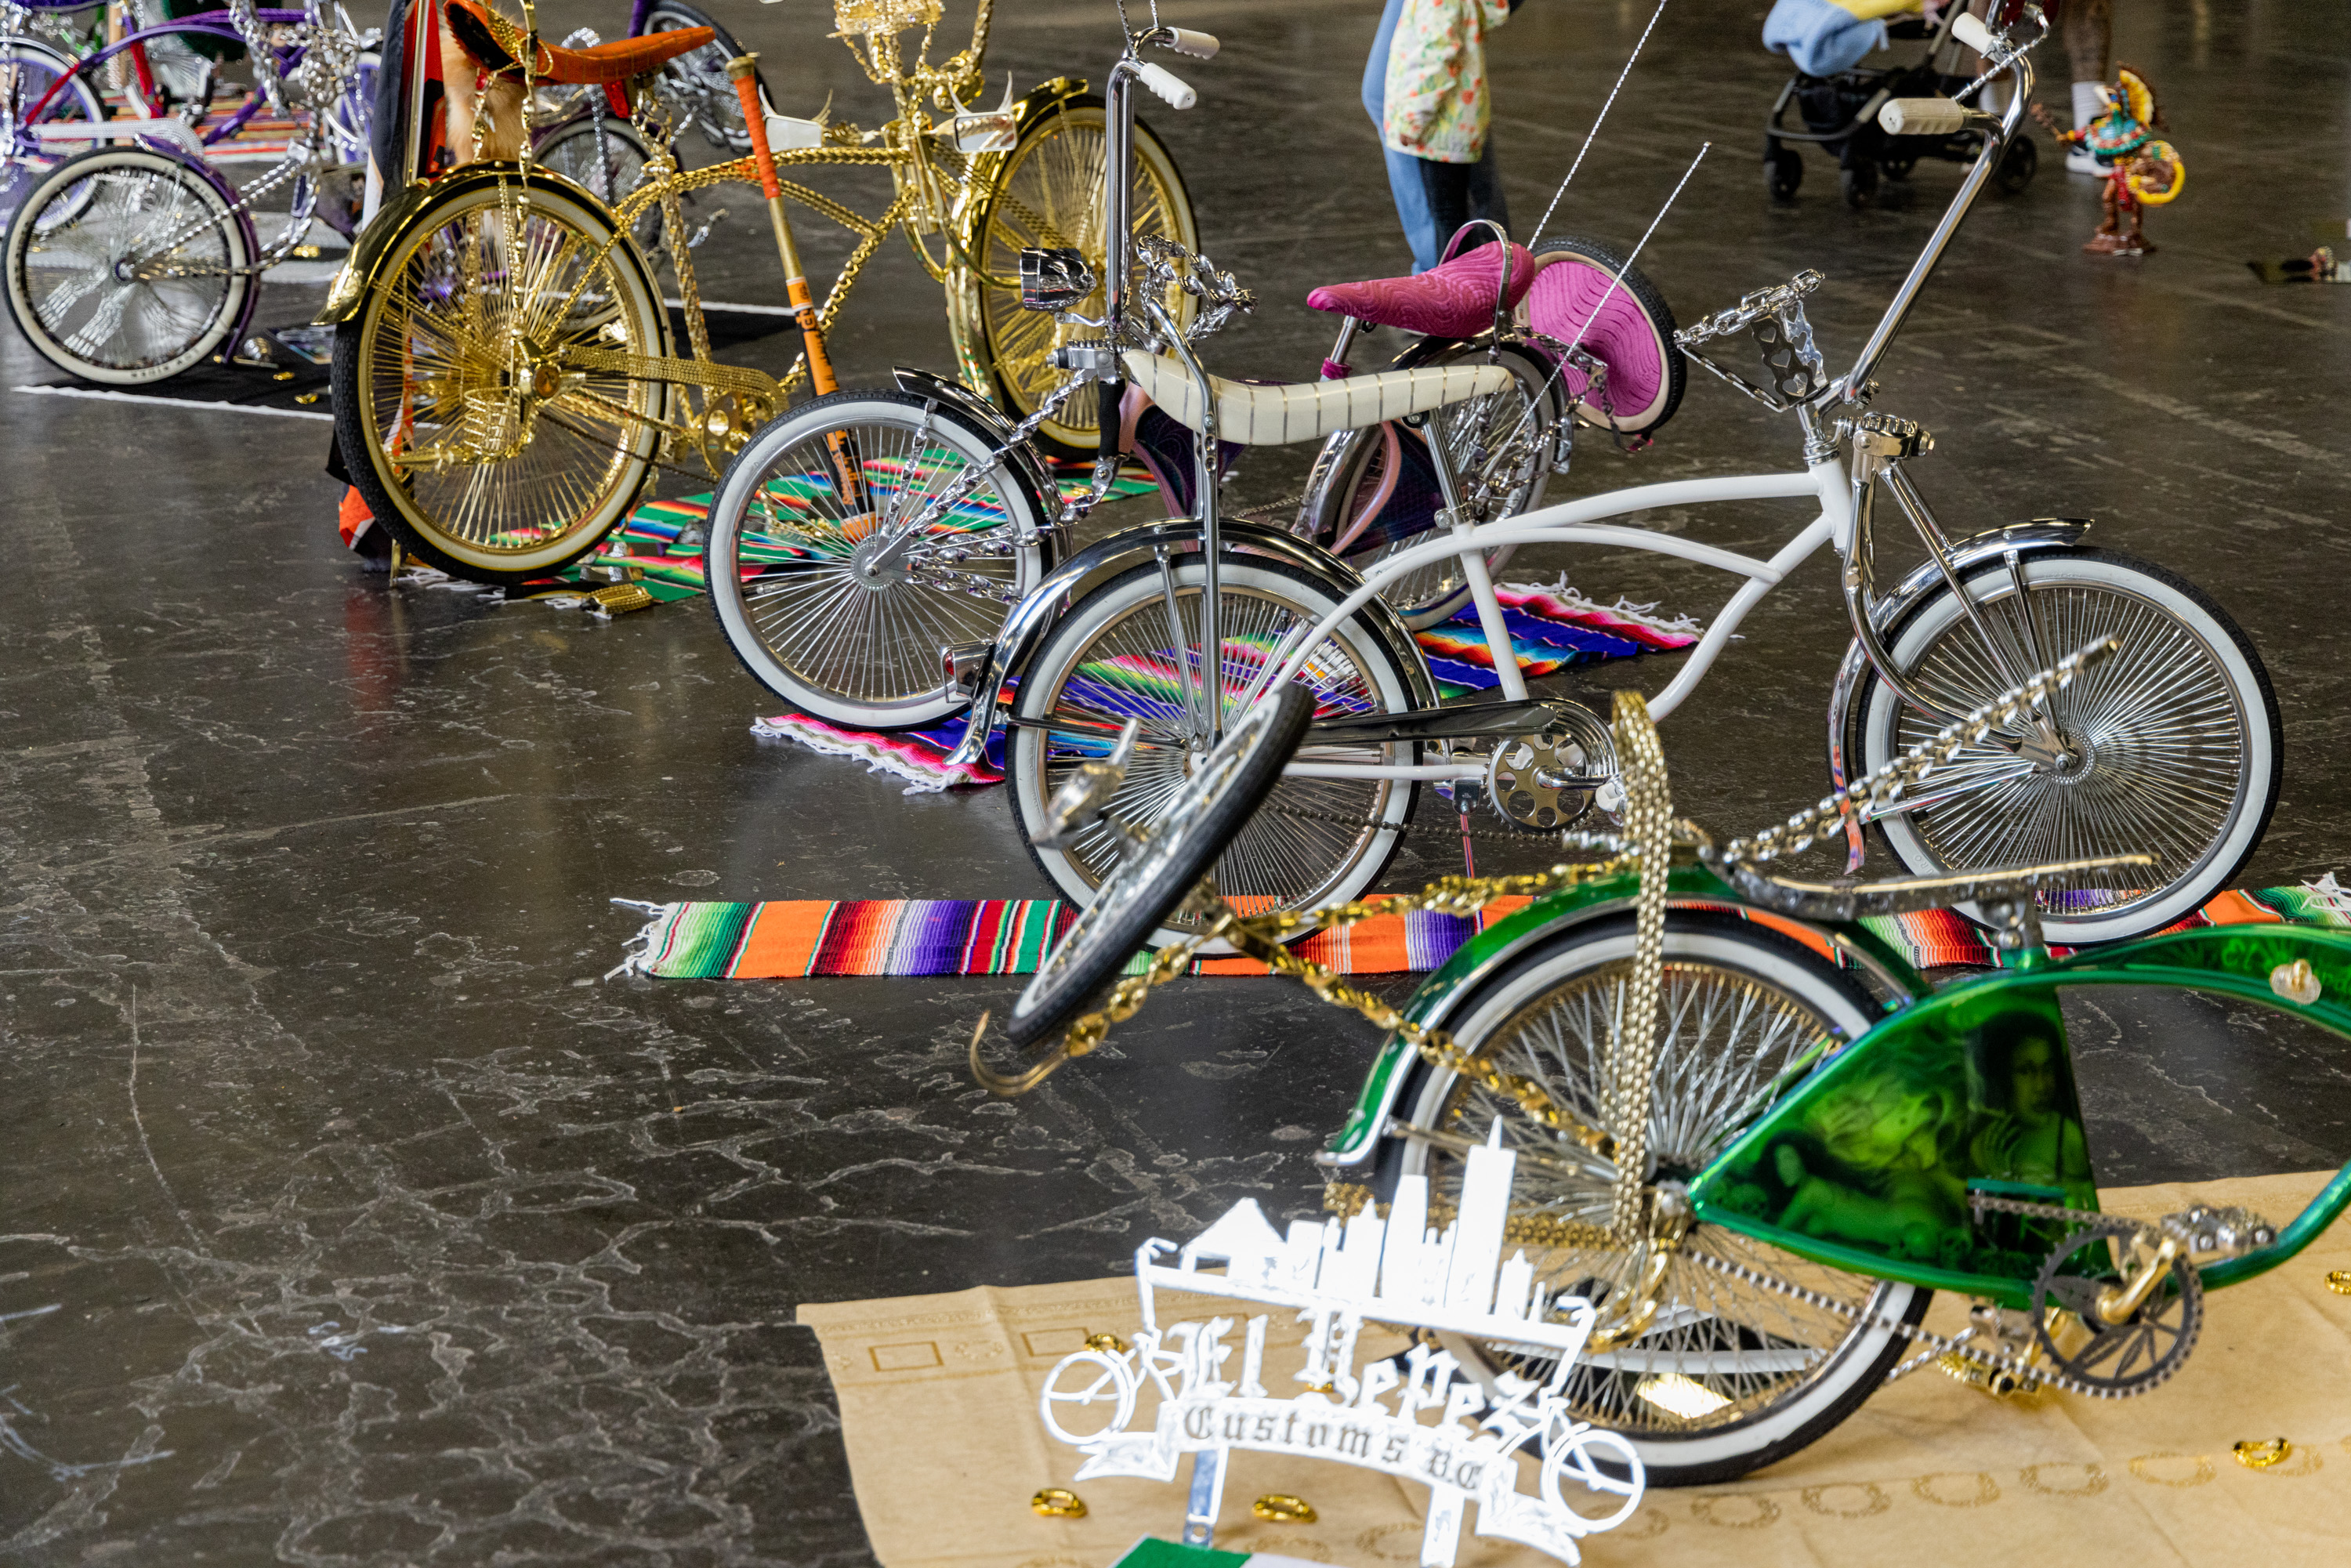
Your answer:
[1994,133,2038,195]
[1840,160,1879,210]
[1767,147,1803,202]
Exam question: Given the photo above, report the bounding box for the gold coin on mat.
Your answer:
[1031,1488,1086,1518]
[1085,1332,1128,1354]
[1252,1495,1317,1524]
[2327,1269,2351,1295]
[2233,1438,2291,1468]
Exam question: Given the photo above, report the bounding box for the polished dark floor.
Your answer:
[2,0,2348,1561]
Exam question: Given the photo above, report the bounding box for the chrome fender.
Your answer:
[943,520,1437,767]
[888,365,1062,549]
[1825,519,2093,829]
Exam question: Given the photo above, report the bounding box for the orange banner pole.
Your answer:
[728,54,838,397]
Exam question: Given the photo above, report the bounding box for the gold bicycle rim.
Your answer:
[977,103,1195,453]
[354,180,667,575]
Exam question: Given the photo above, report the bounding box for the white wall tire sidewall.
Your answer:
[1396,922,1914,1483]
[1009,556,1418,950]
[1860,555,2273,943]
[7,148,250,385]
[706,395,1045,729]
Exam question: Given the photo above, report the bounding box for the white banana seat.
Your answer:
[1118,350,1514,447]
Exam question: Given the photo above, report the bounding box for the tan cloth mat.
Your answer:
[797,1169,2351,1568]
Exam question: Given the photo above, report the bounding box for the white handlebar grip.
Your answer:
[1136,61,1197,110]
[1949,11,1996,53]
[1879,96,1969,136]
[1166,28,1219,59]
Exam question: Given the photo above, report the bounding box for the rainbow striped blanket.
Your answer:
[613,878,2351,982]
[545,467,1165,603]
[749,580,1706,791]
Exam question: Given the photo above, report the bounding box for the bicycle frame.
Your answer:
[13,9,310,161]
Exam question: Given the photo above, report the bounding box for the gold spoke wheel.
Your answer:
[971,96,1196,462]
[330,172,668,583]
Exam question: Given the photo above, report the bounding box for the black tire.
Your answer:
[645,0,757,154]
[1840,160,1878,210]
[1855,547,2282,945]
[1766,147,1802,202]
[1994,132,2038,195]
[1526,234,1684,439]
[1360,910,1929,1486]
[1002,683,1313,1047]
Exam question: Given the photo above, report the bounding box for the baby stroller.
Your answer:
[1764,2,2040,208]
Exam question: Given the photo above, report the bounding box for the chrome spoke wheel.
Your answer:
[1314,343,1554,630]
[707,391,1045,730]
[1009,557,1419,947]
[1862,550,2279,943]
[6,148,246,383]
[1372,914,1923,1485]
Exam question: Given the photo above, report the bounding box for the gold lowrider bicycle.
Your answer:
[319,0,1196,583]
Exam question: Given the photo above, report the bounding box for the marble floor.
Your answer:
[1,0,2346,1560]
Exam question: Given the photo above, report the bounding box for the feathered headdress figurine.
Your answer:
[2033,66,2183,257]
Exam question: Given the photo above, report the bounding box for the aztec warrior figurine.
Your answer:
[2032,64,2183,255]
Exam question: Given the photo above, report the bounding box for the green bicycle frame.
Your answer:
[1690,925,2351,1309]
[1325,869,2351,1313]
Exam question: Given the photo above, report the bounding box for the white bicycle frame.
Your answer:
[1264,466,1842,783]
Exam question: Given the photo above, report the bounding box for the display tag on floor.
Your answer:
[1036,1127,1646,1565]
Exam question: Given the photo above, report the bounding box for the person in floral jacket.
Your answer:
[1364,0,1523,272]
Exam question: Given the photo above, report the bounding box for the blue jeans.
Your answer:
[1364,0,1510,273]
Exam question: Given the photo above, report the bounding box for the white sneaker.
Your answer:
[2065,147,2103,176]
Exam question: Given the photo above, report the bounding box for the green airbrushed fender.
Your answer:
[1321,864,1929,1161]
[1690,925,2351,1309]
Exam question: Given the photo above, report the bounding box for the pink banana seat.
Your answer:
[1305,241,1538,339]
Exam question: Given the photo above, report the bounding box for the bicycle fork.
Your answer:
[1835,415,2077,864]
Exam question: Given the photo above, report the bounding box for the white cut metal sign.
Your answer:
[1038,1128,1646,1566]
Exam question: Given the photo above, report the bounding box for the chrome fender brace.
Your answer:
[1826,518,2092,870]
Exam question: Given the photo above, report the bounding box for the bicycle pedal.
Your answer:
[586,583,656,616]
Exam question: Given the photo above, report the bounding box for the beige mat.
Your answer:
[797,1170,2351,1568]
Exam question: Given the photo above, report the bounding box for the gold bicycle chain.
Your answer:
[1608,690,1673,1236]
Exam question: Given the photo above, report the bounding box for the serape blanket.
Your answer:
[749,579,1707,791]
[537,465,1165,606]
[611,877,2351,982]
